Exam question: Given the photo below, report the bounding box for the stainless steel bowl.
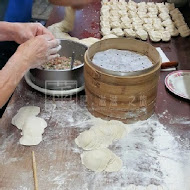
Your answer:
[29,39,88,90]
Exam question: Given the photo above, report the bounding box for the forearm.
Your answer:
[49,0,71,6]
[0,53,28,108]
[0,22,17,42]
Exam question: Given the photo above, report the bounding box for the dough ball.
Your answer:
[81,148,122,172]
[12,106,40,130]
[20,116,47,146]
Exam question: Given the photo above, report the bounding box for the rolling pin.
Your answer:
[161,61,178,69]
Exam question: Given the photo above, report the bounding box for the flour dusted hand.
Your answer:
[15,35,61,69]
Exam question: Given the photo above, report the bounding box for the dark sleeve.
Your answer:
[0,0,9,21]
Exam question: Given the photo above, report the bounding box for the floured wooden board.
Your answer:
[0,80,190,190]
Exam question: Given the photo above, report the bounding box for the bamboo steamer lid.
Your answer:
[84,38,161,124]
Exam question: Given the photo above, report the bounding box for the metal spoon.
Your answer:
[70,51,75,70]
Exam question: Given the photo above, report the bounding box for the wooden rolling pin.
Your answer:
[161,61,178,69]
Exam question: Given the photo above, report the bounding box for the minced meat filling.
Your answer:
[42,56,82,70]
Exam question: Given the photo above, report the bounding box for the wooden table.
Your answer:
[0,1,190,189]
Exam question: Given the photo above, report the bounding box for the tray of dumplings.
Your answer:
[100,0,190,42]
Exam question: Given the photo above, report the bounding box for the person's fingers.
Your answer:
[41,34,55,41]
[48,39,61,48]
[48,54,60,61]
[49,45,62,55]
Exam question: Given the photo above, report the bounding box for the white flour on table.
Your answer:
[1,100,190,190]
[92,49,153,72]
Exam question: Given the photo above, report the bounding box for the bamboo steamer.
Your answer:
[84,38,161,124]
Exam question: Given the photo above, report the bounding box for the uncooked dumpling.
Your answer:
[20,116,47,146]
[161,31,171,42]
[149,31,162,42]
[12,106,40,130]
[147,184,159,190]
[75,129,112,150]
[75,119,127,150]
[102,34,118,40]
[81,148,122,172]
[104,153,123,172]
[126,184,137,190]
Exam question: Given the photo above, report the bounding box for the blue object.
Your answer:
[4,0,33,22]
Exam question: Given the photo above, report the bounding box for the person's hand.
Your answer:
[49,0,95,9]
[71,0,95,9]
[15,34,61,69]
[12,23,55,44]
